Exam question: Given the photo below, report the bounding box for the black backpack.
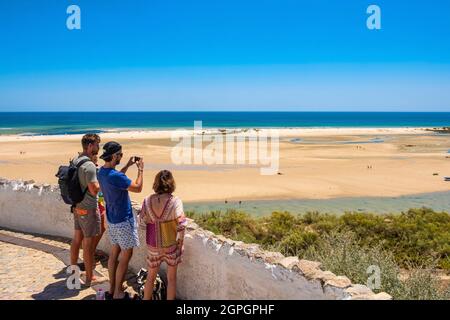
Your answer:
[55,158,91,207]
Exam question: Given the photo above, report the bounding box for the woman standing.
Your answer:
[139,170,187,300]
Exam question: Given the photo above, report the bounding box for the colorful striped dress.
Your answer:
[139,193,187,268]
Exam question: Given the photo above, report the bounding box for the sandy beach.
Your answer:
[0,127,449,204]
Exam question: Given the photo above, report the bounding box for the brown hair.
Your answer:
[81,134,101,150]
[153,170,176,194]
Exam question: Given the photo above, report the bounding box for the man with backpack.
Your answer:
[69,133,101,287]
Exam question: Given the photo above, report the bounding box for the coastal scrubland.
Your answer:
[187,208,450,300]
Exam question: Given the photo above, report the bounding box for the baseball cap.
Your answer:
[99,141,122,160]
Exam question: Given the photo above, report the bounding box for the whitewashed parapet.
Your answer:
[177,216,391,300]
[0,177,391,300]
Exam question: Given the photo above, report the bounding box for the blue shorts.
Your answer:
[108,218,140,250]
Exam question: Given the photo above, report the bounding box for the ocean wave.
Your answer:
[19,128,107,136]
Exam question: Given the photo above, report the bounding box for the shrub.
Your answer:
[395,268,450,300]
[302,231,402,295]
[261,211,298,245]
[302,231,450,300]
[274,230,319,257]
[188,208,450,272]
[190,209,262,243]
[187,207,450,300]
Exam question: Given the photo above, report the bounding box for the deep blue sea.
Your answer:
[0,112,450,135]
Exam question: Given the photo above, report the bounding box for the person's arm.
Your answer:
[120,157,135,174]
[127,158,144,193]
[87,181,100,196]
[175,198,187,250]
[138,197,151,228]
[85,163,100,196]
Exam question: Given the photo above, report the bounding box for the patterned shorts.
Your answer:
[108,219,140,250]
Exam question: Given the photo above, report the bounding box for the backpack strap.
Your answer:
[76,158,92,169]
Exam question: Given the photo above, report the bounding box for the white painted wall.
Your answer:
[0,179,390,300]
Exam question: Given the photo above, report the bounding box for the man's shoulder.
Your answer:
[98,167,110,177]
[73,155,92,166]
[81,159,95,169]
[99,168,126,179]
[112,170,130,182]
[99,168,130,190]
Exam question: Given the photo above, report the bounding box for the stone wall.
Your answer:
[0,178,391,300]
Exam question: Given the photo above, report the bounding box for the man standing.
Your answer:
[70,133,101,287]
[98,141,144,299]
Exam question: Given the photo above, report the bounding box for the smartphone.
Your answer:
[133,156,141,162]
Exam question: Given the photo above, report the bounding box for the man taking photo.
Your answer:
[97,141,144,300]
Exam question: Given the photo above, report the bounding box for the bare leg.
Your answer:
[93,214,106,254]
[70,230,83,266]
[82,237,95,285]
[113,248,133,299]
[166,265,178,300]
[143,266,159,300]
[108,244,121,295]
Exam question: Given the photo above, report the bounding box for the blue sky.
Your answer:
[0,0,449,111]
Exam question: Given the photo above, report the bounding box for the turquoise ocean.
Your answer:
[1,112,450,135]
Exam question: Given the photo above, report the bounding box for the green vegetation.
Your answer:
[186,207,450,300]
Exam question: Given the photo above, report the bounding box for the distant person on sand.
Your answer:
[69,133,101,287]
[138,170,187,300]
[98,141,144,300]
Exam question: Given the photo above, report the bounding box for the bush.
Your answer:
[189,207,450,272]
[190,209,262,243]
[274,230,318,257]
[302,231,450,300]
[395,268,450,300]
[261,211,298,245]
[187,207,450,300]
[302,231,402,296]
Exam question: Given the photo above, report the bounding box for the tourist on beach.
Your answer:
[98,141,144,300]
[138,170,187,300]
[69,133,101,287]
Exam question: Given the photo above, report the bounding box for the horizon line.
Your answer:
[1,110,450,113]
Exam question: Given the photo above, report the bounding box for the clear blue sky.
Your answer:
[0,0,449,111]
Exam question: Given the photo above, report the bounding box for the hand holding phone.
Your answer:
[136,157,144,171]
